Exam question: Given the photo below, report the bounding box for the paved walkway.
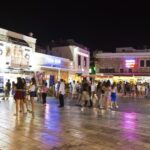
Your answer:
[0,97,150,150]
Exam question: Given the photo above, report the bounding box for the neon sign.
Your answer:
[125,59,135,68]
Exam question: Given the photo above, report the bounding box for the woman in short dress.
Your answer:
[14,77,24,116]
[22,78,30,113]
[29,78,36,113]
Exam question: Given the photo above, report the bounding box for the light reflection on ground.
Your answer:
[122,113,138,141]
[0,97,150,149]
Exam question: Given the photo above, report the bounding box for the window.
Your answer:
[120,69,124,73]
[140,60,145,67]
[78,55,81,66]
[146,60,150,67]
[129,69,132,73]
[84,57,87,67]
[99,68,115,73]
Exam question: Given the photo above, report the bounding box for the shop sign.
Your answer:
[125,59,135,68]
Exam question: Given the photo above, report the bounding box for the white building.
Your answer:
[0,28,90,94]
[50,40,90,81]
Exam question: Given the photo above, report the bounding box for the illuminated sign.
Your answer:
[47,58,61,66]
[42,58,61,67]
[125,59,135,68]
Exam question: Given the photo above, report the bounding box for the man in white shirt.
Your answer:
[58,79,65,107]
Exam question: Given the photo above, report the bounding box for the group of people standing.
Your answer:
[117,81,150,98]
[3,77,49,116]
[13,77,36,116]
[69,79,118,110]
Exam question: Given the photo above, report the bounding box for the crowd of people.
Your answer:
[63,79,150,109]
[117,81,150,98]
[65,79,118,110]
[2,76,150,116]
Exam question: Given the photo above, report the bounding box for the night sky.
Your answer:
[0,1,150,52]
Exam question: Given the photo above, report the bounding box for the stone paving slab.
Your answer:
[0,97,150,149]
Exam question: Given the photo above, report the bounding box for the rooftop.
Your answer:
[49,39,89,51]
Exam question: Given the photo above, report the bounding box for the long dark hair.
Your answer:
[22,78,26,88]
[16,77,24,89]
[31,77,36,85]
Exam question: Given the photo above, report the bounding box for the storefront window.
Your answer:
[120,69,124,73]
[129,69,132,73]
[84,57,87,67]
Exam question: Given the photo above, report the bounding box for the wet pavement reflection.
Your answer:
[0,97,150,149]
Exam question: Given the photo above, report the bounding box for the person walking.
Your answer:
[6,79,11,100]
[41,82,49,105]
[104,80,112,110]
[58,79,65,107]
[81,78,90,108]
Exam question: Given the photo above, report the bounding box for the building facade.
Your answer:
[95,47,150,83]
[50,40,90,81]
[0,28,90,94]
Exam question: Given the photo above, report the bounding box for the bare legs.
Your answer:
[14,99,21,116]
[30,96,34,113]
[23,96,31,112]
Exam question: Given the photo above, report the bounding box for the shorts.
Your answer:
[30,91,36,97]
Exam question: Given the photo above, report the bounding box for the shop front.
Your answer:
[39,67,69,86]
[83,74,150,84]
[0,41,34,95]
[31,52,73,86]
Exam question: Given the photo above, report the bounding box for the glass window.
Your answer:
[84,57,87,67]
[140,60,145,67]
[99,68,115,73]
[129,69,132,73]
[146,60,150,67]
[78,55,81,66]
[120,69,124,73]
